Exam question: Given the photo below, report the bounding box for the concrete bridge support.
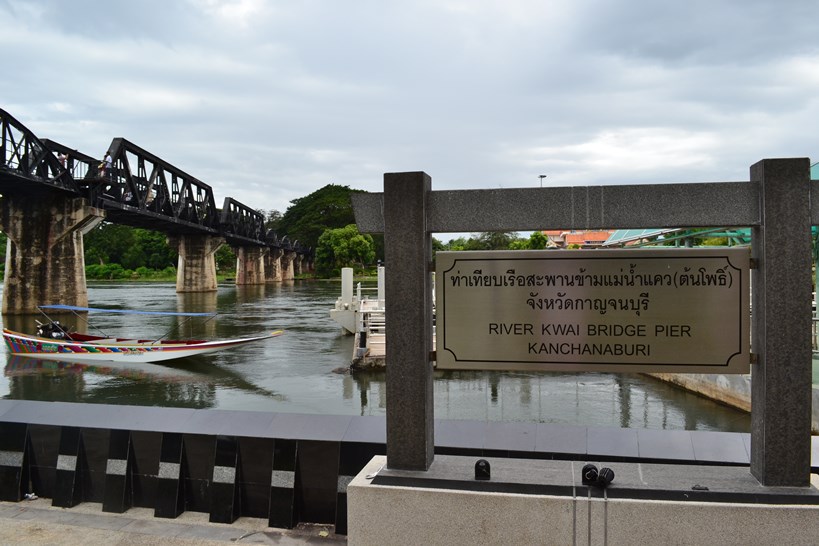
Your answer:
[168,235,223,293]
[0,196,104,314]
[280,251,296,281]
[264,248,283,282]
[235,246,266,285]
[293,254,304,276]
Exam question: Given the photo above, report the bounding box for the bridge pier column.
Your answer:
[168,235,223,293]
[293,255,304,276]
[264,248,283,282]
[235,246,267,285]
[0,196,104,314]
[280,251,296,281]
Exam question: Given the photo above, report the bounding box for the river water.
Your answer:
[0,281,750,432]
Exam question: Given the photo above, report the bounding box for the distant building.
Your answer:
[541,230,616,249]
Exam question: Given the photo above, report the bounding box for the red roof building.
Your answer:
[541,230,615,249]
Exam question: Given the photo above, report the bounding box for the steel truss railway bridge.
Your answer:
[0,108,312,314]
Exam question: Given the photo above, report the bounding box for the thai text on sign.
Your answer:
[435,248,750,373]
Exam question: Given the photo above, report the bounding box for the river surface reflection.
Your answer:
[0,281,750,432]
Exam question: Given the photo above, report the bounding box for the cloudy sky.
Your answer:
[2,0,818,226]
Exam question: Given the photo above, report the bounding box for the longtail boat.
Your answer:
[3,305,283,364]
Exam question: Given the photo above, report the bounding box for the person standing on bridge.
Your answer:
[99,150,112,180]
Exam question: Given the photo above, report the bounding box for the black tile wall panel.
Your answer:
[0,422,28,501]
[483,421,537,459]
[27,424,60,467]
[242,483,270,519]
[102,429,133,513]
[130,430,161,508]
[181,434,216,515]
[155,432,185,518]
[182,434,216,481]
[269,438,298,529]
[335,442,385,535]
[238,437,273,486]
[184,478,211,513]
[295,440,340,525]
[52,426,83,507]
[25,424,60,499]
[78,428,109,504]
[209,435,241,523]
[238,437,273,519]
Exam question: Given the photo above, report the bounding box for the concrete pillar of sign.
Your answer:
[280,251,296,281]
[168,235,223,293]
[750,158,812,487]
[383,172,434,470]
[235,246,266,285]
[0,196,104,314]
[264,248,283,282]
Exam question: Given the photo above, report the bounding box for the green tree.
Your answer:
[508,239,529,250]
[277,184,365,251]
[701,236,729,246]
[135,229,177,269]
[528,231,549,249]
[315,224,375,277]
[215,244,236,273]
[84,223,135,265]
[443,237,468,251]
[431,237,446,259]
[84,224,177,269]
[471,231,519,250]
[261,209,282,232]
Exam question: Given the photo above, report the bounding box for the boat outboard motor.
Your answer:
[36,320,69,340]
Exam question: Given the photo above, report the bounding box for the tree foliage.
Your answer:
[437,231,521,252]
[315,224,375,277]
[84,223,177,269]
[528,231,549,249]
[260,209,282,232]
[277,184,364,251]
[215,245,236,272]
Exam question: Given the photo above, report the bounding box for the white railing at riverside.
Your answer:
[354,307,385,358]
[358,309,385,338]
[356,282,380,302]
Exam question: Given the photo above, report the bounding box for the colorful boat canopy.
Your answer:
[39,305,215,317]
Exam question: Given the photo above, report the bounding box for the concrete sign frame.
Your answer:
[352,158,813,488]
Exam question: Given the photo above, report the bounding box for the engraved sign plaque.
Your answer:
[435,248,750,373]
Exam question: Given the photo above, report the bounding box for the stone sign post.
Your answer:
[352,158,813,487]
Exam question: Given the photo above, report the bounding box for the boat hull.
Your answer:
[3,329,282,363]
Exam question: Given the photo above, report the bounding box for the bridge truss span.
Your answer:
[0,108,81,196]
[0,107,313,301]
[220,197,267,246]
[92,138,221,236]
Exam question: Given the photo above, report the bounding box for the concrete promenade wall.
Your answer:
[4,399,817,535]
[648,373,819,434]
[349,456,819,546]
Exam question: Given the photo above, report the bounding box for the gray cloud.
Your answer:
[1,0,817,221]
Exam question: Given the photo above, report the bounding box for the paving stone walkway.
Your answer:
[0,499,345,545]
